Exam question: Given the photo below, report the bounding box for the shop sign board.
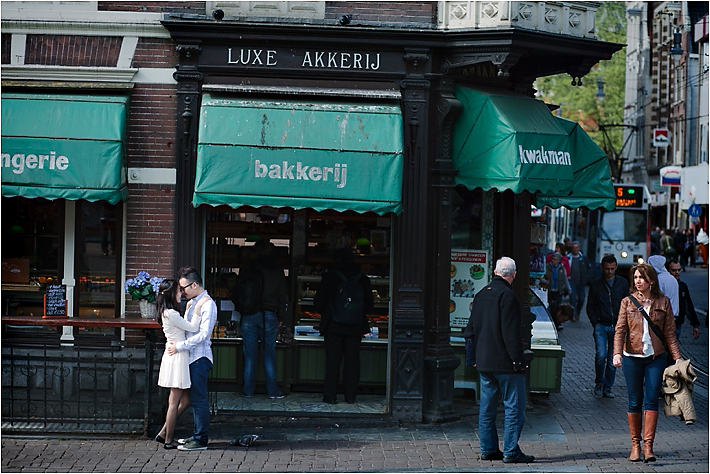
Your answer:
[43,284,67,318]
[449,249,489,328]
[200,45,406,75]
[660,165,682,187]
[653,128,670,147]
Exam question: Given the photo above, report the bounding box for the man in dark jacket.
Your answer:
[463,257,533,464]
[667,259,700,340]
[586,255,629,399]
[314,248,374,404]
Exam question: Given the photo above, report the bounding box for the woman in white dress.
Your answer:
[153,279,201,449]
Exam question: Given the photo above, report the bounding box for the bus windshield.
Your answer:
[601,210,647,243]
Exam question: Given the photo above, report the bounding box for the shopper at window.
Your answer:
[314,247,373,405]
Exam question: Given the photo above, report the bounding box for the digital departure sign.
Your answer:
[615,185,644,208]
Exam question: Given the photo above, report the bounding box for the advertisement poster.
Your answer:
[449,249,489,328]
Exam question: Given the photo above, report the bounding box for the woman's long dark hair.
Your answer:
[155,279,181,326]
[629,263,663,299]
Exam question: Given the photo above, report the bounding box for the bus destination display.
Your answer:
[615,185,644,208]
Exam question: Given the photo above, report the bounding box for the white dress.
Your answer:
[157,309,201,389]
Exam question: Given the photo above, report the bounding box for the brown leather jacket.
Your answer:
[614,295,681,360]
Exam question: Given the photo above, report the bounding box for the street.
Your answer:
[2,267,708,473]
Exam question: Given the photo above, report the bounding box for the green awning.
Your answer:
[451,86,575,195]
[536,118,616,211]
[194,95,403,214]
[1,93,129,204]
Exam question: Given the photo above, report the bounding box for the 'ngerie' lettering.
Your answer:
[1,151,69,174]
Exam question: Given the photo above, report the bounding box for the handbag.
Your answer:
[628,295,674,365]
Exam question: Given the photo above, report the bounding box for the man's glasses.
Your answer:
[179,282,194,292]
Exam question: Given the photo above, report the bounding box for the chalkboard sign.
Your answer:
[43,284,67,318]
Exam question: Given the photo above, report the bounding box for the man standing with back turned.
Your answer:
[464,257,533,464]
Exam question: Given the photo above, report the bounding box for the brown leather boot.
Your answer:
[627,412,643,462]
[643,410,659,463]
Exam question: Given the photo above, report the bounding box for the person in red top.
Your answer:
[545,242,570,276]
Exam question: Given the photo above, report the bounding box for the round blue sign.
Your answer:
[688,203,702,217]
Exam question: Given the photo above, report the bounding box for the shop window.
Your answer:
[2,197,123,340]
[2,197,61,323]
[74,200,122,337]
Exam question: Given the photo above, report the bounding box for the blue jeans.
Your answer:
[622,355,666,412]
[189,357,212,445]
[570,281,586,317]
[478,372,526,457]
[593,324,616,390]
[241,311,281,397]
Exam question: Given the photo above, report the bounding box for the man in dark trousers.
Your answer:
[586,255,629,399]
[464,257,533,464]
[667,258,701,340]
[314,248,374,404]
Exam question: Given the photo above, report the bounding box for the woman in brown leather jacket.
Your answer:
[613,263,681,463]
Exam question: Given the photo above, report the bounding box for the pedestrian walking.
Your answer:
[586,255,629,399]
[568,241,588,321]
[166,266,217,451]
[666,259,701,340]
[464,257,534,464]
[543,252,570,307]
[613,263,682,463]
[648,255,679,318]
[154,279,201,449]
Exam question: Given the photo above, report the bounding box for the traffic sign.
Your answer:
[688,203,702,217]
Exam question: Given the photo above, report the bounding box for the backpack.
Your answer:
[231,266,264,315]
[331,270,366,325]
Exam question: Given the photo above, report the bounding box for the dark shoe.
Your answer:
[268,393,287,400]
[177,440,207,451]
[230,434,260,447]
[323,397,337,404]
[176,437,193,445]
[503,453,535,463]
[163,443,178,450]
[603,389,615,398]
[154,434,165,444]
[594,385,603,398]
[481,450,504,461]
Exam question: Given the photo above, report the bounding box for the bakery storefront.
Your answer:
[162,17,620,422]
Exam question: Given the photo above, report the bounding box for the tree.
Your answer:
[535,2,627,164]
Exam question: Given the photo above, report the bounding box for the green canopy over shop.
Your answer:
[1,93,129,204]
[193,95,404,215]
[536,117,616,211]
[451,86,575,195]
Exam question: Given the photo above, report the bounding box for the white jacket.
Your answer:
[662,359,697,424]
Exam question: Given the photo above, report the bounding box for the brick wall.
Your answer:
[325,1,436,26]
[124,83,178,315]
[98,1,205,14]
[127,84,178,168]
[25,35,122,67]
[132,38,178,69]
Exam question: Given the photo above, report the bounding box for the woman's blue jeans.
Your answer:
[622,354,666,412]
[478,372,526,457]
[241,311,280,398]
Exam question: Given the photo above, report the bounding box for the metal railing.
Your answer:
[1,340,158,435]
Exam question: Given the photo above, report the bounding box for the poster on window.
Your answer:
[450,249,489,328]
